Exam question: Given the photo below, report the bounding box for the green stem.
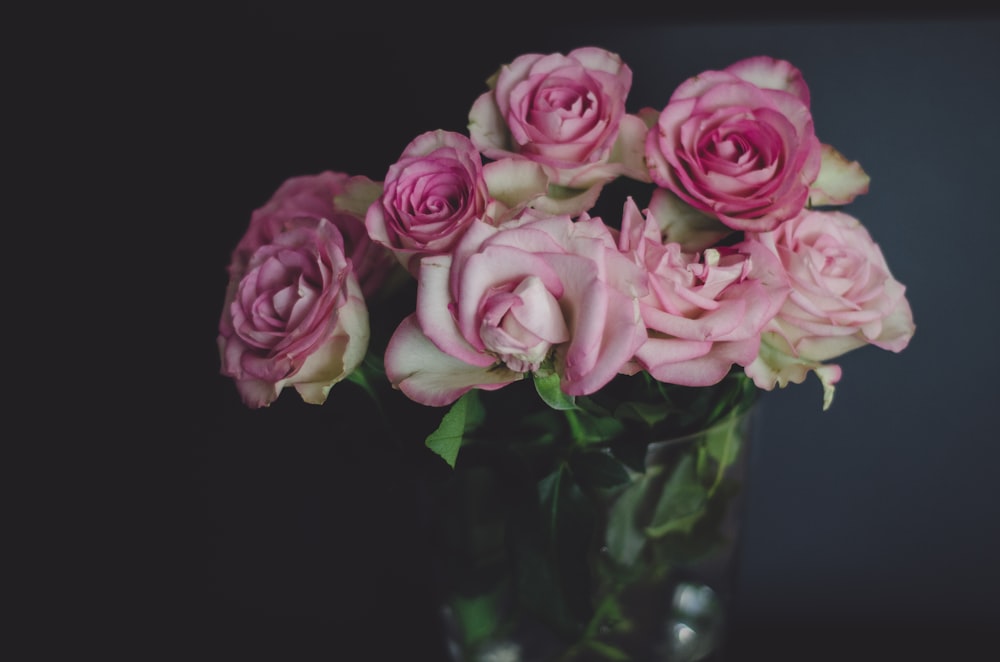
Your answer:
[707,416,739,497]
[346,365,381,409]
[563,408,586,446]
[345,356,396,443]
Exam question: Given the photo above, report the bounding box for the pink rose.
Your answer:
[219,180,373,408]
[232,171,395,299]
[364,130,548,275]
[383,214,648,406]
[468,47,650,215]
[644,56,823,232]
[365,130,495,275]
[618,198,790,386]
[745,209,916,409]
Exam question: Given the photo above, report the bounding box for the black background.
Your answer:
[27,4,1000,661]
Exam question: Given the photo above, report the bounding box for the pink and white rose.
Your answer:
[618,198,790,386]
[468,47,650,216]
[745,209,915,409]
[366,129,550,275]
[644,56,823,233]
[383,214,648,406]
[218,218,370,409]
[219,172,382,408]
[366,130,492,275]
[231,170,394,298]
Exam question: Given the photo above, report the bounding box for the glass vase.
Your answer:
[420,374,758,662]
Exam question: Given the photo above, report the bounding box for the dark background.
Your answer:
[37,5,999,661]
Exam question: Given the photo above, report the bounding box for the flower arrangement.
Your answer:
[219,46,913,442]
[216,46,915,659]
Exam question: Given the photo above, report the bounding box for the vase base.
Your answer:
[442,579,728,662]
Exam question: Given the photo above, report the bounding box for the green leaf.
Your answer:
[425,391,485,468]
[511,528,576,636]
[608,437,649,474]
[574,394,613,418]
[533,370,577,410]
[537,466,597,624]
[566,407,625,446]
[704,417,741,468]
[645,454,708,538]
[699,416,743,495]
[604,473,654,566]
[509,476,583,638]
[614,399,671,427]
[569,450,633,491]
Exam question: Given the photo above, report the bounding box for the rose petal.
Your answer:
[385,315,523,407]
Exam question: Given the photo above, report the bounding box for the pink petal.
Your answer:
[385,315,522,407]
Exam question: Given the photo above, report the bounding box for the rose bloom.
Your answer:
[219,176,377,408]
[744,209,916,409]
[468,47,650,216]
[644,56,823,233]
[365,130,497,275]
[617,198,790,386]
[383,214,648,406]
[365,129,550,274]
[232,170,394,298]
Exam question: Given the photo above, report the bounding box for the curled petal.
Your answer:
[482,157,550,216]
[745,332,843,410]
[640,336,760,387]
[809,143,871,207]
[385,315,523,407]
[609,113,653,183]
[725,55,811,105]
[647,188,734,252]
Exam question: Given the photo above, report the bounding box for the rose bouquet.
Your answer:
[217,47,914,661]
